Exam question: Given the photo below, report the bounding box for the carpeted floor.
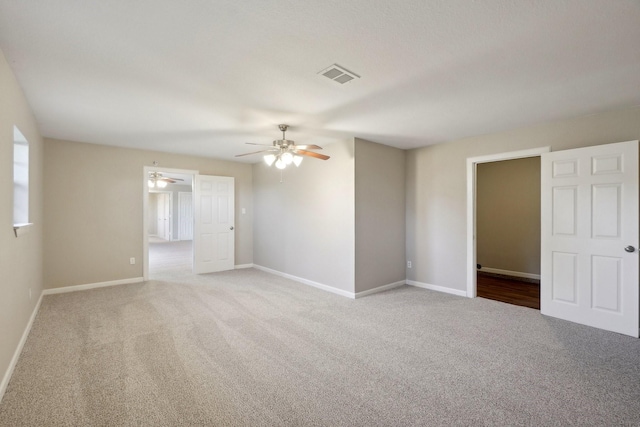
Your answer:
[1,268,640,426]
[149,239,192,276]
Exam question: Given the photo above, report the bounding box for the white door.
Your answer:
[193,175,235,274]
[178,192,193,240]
[156,193,171,240]
[541,140,639,337]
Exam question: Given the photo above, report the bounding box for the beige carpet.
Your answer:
[1,268,640,426]
[149,240,192,276]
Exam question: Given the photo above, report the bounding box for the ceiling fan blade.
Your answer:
[294,144,322,150]
[245,142,275,146]
[235,149,277,157]
[293,149,330,160]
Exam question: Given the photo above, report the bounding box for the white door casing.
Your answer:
[194,175,235,274]
[466,147,550,297]
[178,192,193,240]
[541,140,639,337]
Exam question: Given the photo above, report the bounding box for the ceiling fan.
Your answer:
[235,124,330,169]
[148,171,184,188]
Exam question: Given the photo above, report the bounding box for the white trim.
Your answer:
[478,267,540,280]
[466,147,550,299]
[407,280,468,297]
[13,223,33,237]
[0,291,44,403]
[253,265,356,299]
[354,281,406,298]
[235,263,254,269]
[42,277,144,295]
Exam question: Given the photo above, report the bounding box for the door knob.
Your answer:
[624,245,636,253]
[230,226,234,230]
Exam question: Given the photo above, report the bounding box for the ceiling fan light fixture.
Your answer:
[275,157,286,170]
[157,180,168,188]
[282,151,293,165]
[148,179,155,188]
[237,124,329,170]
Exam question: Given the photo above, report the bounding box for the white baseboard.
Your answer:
[235,263,254,269]
[407,280,468,297]
[354,281,406,299]
[253,265,356,299]
[1,291,44,404]
[478,267,540,280]
[42,277,144,295]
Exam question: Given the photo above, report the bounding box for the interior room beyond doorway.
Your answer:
[146,170,195,277]
[476,156,541,309]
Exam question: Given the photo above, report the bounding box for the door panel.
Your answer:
[541,140,639,337]
[155,193,171,240]
[551,251,577,304]
[178,192,193,240]
[194,175,235,274]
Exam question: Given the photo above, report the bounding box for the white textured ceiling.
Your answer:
[0,1,639,162]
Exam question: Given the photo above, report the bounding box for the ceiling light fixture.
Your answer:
[235,124,330,170]
[148,171,183,188]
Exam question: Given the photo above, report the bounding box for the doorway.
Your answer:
[143,166,198,280]
[466,147,550,299]
[476,157,541,309]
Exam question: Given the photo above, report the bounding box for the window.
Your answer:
[13,126,30,234]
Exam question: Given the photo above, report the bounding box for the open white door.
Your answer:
[541,140,639,337]
[194,175,235,274]
[178,192,193,240]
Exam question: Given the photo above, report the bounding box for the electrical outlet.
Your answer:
[241,208,246,214]
[407,261,412,268]
[130,257,136,265]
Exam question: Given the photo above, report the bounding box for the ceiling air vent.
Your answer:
[318,64,360,84]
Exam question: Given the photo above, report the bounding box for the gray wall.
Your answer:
[406,106,640,292]
[252,139,356,293]
[477,157,540,275]
[0,49,44,395]
[354,138,406,293]
[44,138,253,289]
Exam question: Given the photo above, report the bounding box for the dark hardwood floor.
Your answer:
[477,272,540,310]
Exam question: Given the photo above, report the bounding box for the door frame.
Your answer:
[143,166,198,281]
[466,147,550,297]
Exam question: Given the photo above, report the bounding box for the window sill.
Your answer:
[13,223,33,237]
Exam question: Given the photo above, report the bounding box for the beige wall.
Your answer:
[476,157,540,275]
[406,106,640,292]
[0,50,44,395]
[43,138,253,289]
[354,138,406,293]
[148,193,158,235]
[252,139,356,293]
